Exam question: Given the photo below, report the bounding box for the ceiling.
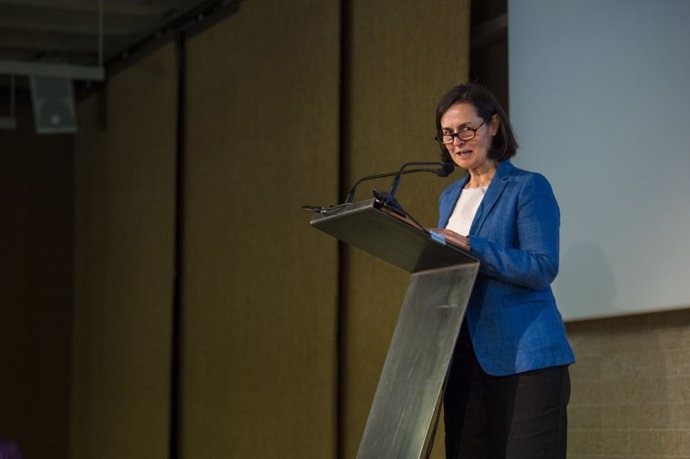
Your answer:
[0,0,227,96]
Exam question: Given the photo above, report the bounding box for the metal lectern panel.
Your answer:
[308,198,479,458]
[357,263,479,459]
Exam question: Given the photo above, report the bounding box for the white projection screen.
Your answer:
[509,0,690,320]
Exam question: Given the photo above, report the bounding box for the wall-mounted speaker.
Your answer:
[29,76,77,134]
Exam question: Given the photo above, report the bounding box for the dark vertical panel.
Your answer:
[169,32,186,459]
[336,1,350,457]
[0,103,73,459]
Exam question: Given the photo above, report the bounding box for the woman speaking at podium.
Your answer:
[431,83,575,459]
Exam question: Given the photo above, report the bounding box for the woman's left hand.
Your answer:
[429,227,470,251]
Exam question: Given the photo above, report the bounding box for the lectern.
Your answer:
[310,198,480,459]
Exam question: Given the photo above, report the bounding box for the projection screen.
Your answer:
[509,0,690,320]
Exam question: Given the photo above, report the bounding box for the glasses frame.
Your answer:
[435,118,487,145]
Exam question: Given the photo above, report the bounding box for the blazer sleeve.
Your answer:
[468,173,560,290]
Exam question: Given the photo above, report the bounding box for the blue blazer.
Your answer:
[439,160,574,376]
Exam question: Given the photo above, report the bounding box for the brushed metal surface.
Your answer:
[356,264,478,459]
[309,199,479,457]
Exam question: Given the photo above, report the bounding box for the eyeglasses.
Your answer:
[435,118,487,145]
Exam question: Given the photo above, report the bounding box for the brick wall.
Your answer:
[567,308,690,457]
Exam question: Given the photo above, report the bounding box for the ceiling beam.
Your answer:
[0,0,175,17]
[0,29,135,54]
[0,5,160,36]
[0,60,104,80]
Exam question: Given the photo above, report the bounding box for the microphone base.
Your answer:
[372,189,407,218]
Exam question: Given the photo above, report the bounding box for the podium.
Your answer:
[310,199,480,459]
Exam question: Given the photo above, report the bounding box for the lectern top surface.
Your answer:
[310,199,477,273]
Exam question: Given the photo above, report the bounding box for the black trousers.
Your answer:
[443,326,571,459]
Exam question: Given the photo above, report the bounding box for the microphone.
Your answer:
[438,160,455,177]
[379,161,455,213]
[344,160,454,204]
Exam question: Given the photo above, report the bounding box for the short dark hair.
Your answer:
[435,82,518,162]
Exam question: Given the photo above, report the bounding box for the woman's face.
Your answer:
[440,102,499,172]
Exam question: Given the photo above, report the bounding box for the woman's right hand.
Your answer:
[429,227,470,251]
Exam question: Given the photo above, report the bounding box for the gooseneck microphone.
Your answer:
[378,161,455,213]
[345,160,454,204]
[302,160,454,217]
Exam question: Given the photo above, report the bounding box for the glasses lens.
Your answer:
[439,123,482,144]
[458,130,475,141]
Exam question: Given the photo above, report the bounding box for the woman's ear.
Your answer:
[490,114,500,137]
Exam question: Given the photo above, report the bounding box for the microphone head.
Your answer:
[437,161,455,177]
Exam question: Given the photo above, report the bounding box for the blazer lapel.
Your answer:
[469,161,513,235]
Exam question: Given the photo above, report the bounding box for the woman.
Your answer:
[431,83,575,458]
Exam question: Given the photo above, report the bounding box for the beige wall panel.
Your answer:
[182,0,340,457]
[343,1,470,457]
[0,103,73,459]
[566,308,690,457]
[71,44,177,459]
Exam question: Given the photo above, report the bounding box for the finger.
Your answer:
[441,228,461,238]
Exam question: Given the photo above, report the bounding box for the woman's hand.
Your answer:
[429,227,470,251]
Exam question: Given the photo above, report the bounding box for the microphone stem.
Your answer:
[385,161,445,205]
[345,167,441,203]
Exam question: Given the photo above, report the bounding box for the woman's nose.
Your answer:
[452,135,466,146]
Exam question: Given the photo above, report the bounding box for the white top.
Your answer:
[446,186,488,236]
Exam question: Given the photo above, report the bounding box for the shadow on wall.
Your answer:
[561,231,690,458]
[557,240,617,319]
[558,229,690,454]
